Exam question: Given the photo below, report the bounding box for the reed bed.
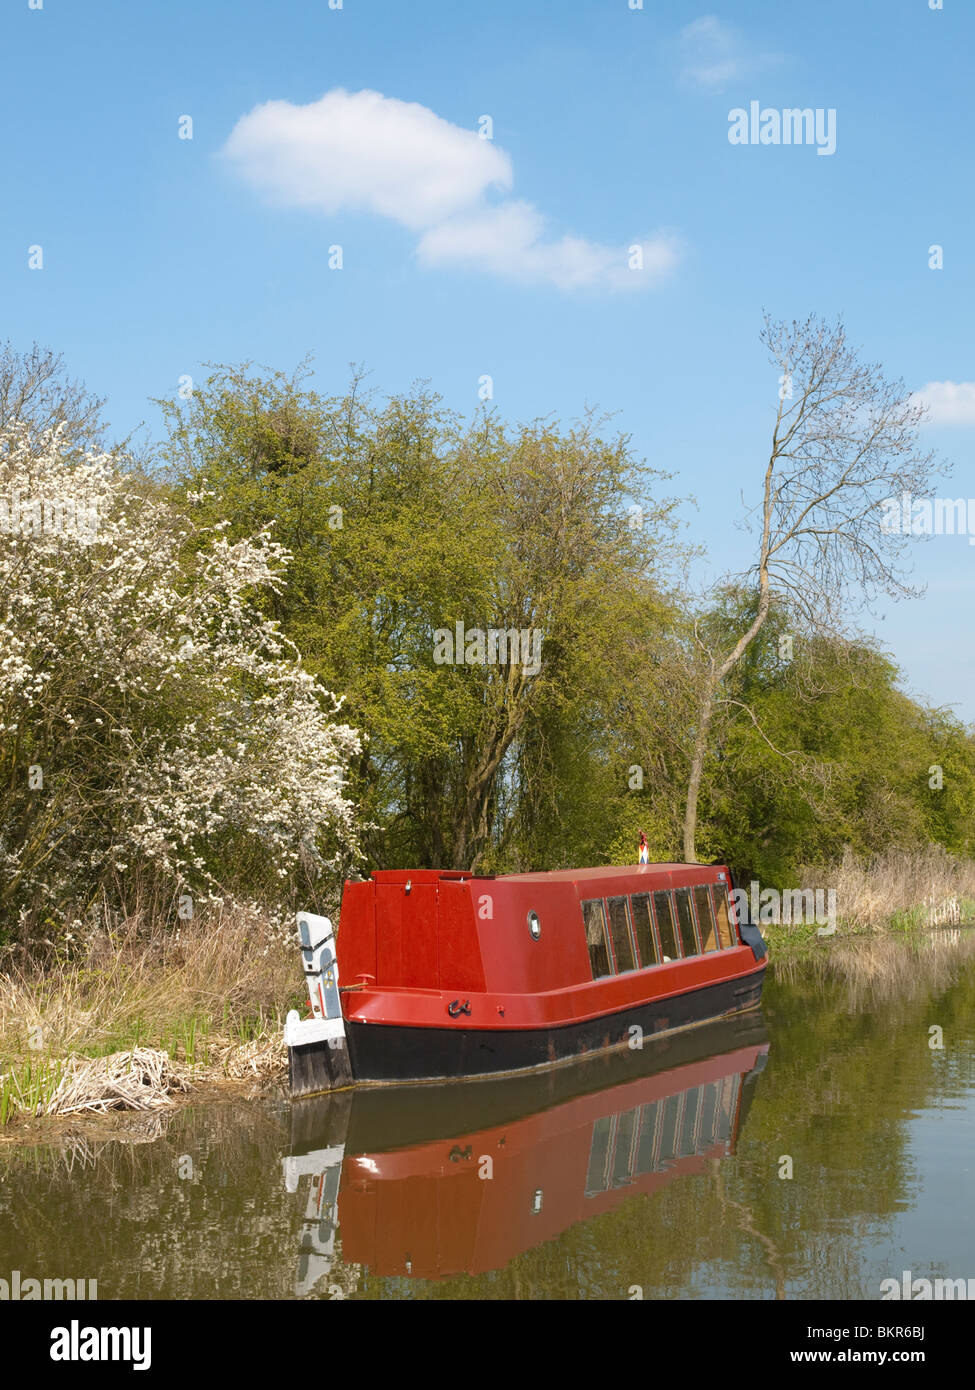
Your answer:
[209,1031,287,1081]
[0,902,297,1126]
[799,845,975,933]
[46,1048,191,1116]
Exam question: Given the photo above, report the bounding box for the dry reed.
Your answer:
[799,845,975,932]
[0,901,296,1126]
[0,902,297,1062]
[46,1048,192,1116]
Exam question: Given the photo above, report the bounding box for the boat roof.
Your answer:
[370,863,725,885]
[498,864,720,882]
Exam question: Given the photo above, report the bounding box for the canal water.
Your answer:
[2,935,974,1300]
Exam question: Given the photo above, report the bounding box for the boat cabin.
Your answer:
[338,862,749,1002]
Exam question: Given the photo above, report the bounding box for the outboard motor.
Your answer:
[285,912,353,1097]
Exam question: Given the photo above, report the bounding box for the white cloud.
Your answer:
[222,88,678,292]
[911,381,975,426]
[677,16,782,91]
[417,203,679,291]
[223,89,511,230]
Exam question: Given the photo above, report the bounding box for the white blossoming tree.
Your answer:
[0,422,362,935]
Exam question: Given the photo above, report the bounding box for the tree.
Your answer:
[0,421,361,937]
[442,412,682,870]
[690,606,975,884]
[681,314,946,863]
[0,341,107,451]
[160,365,685,872]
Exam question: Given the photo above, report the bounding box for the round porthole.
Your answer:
[528,910,541,940]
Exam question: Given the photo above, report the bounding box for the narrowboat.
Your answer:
[285,861,768,1097]
[283,1014,770,1289]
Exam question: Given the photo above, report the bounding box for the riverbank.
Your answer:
[3,846,974,1137]
[0,1033,289,1139]
[0,903,296,1131]
[761,844,975,955]
[0,1055,287,1152]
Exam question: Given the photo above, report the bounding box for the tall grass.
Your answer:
[0,1059,64,1124]
[0,902,302,1125]
[799,845,975,933]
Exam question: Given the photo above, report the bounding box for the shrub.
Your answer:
[0,422,362,940]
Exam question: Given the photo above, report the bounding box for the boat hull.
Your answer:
[344,961,766,1086]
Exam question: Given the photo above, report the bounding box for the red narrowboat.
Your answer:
[285,861,768,1097]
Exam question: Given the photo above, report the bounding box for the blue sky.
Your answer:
[2,0,972,720]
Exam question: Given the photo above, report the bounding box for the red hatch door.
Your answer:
[375,882,439,989]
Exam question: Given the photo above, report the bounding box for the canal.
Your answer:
[2,933,974,1300]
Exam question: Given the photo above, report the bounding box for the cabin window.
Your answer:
[585,1115,614,1195]
[711,886,737,949]
[674,887,700,956]
[698,1082,719,1145]
[630,893,661,968]
[658,1093,682,1161]
[606,896,637,973]
[694,885,720,951]
[582,898,612,979]
[652,891,680,961]
[635,1100,660,1174]
[679,1086,701,1156]
[612,1107,640,1187]
[714,1074,741,1144]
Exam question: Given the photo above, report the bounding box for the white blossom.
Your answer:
[0,422,362,922]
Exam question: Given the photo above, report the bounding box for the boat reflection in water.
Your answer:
[283,1013,769,1293]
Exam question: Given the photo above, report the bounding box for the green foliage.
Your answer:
[4,344,972,929]
[889,907,926,933]
[149,359,975,883]
[160,363,689,872]
[688,591,975,885]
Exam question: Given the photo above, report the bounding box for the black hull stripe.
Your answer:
[346,966,766,1085]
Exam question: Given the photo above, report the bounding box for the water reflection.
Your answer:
[284,1014,769,1292]
[5,947,975,1299]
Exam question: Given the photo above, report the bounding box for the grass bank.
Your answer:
[0,903,302,1129]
